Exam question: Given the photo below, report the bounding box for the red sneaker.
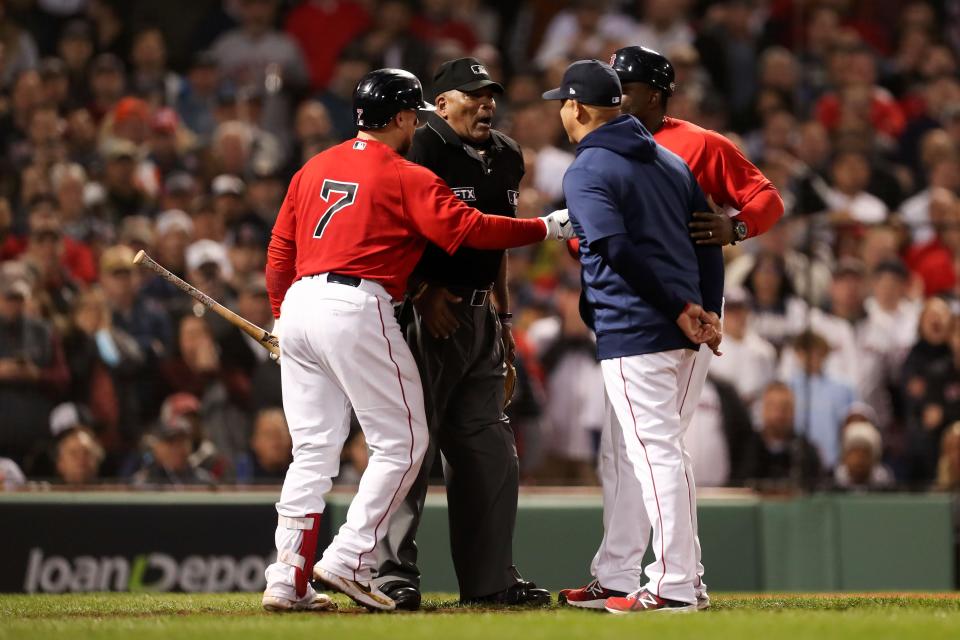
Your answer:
[604,589,697,614]
[558,579,627,610]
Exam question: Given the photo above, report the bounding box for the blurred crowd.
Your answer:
[0,0,959,493]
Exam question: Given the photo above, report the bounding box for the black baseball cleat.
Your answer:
[379,581,422,611]
[463,580,552,607]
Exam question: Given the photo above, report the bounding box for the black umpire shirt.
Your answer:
[408,112,524,289]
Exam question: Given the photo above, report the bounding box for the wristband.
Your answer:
[498,312,513,326]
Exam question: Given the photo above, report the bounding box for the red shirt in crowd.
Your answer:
[1,234,97,284]
[284,0,372,90]
[410,15,477,52]
[654,116,784,238]
[266,137,546,315]
[814,88,906,139]
[905,238,957,296]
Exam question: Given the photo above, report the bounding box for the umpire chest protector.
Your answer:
[410,112,524,289]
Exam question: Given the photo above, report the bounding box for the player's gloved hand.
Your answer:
[414,284,462,339]
[540,208,574,241]
[675,303,718,345]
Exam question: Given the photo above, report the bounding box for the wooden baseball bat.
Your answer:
[132,250,280,361]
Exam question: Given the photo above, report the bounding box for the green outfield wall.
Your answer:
[1,492,954,593]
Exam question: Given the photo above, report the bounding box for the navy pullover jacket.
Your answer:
[564,114,724,360]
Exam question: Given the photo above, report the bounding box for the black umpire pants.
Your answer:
[375,295,520,599]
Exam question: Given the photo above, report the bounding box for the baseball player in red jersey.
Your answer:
[260,69,572,613]
[560,46,784,612]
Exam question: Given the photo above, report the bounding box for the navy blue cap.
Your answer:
[542,59,623,107]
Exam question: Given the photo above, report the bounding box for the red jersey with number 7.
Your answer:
[270,138,488,300]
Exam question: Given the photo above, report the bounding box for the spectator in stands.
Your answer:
[831,420,894,492]
[509,102,573,205]
[101,244,172,361]
[160,313,252,462]
[184,239,236,311]
[535,0,637,68]
[743,251,806,349]
[57,20,94,104]
[159,391,230,481]
[0,265,69,470]
[218,274,272,394]
[710,286,777,408]
[132,414,214,487]
[237,407,291,483]
[912,314,960,482]
[823,150,889,225]
[49,402,104,486]
[859,259,922,427]
[684,375,753,487]
[61,286,144,452]
[175,52,221,143]
[88,54,126,125]
[357,0,431,84]
[313,45,369,142]
[906,191,960,297]
[210,0,309,152]
[285,100,336,178]
[284,0,371,91]
[736,382,822,489]
[815,45,905,142]
[528,278,604,484]
[0,3,39,89]
[21,207,82,320]
[902,297,955,439]
[901,156,960,246]
[412,0,478,52]
[788,330,857,470]
[635,0,694,58]
[129,27,182,107]
[0,457,25,490]
[935,421,960,491]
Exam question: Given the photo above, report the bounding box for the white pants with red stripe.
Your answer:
[264,276,428,596]
[591,346,710,604]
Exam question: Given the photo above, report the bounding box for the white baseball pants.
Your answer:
[264,275,428,597]
[591,346,711,604]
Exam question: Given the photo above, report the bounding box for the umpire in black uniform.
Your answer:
[375,58,549,609]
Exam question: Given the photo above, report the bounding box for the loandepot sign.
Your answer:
[24,548,272,593]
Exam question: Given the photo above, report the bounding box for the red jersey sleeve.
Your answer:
[397,161,482,255]
[701,131,784,238]
[266,171,301,317]
[271,170,301,241]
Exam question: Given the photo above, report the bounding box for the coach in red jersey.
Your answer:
[260,68,572,614]
[612,46,784,246]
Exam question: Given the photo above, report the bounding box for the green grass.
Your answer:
[1,593,959,640]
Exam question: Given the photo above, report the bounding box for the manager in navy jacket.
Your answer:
[545,60,723,613]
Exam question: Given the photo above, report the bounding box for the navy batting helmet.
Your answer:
[353,68,436,130]
[610,46,676,96]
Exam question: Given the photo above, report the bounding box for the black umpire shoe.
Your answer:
[463,580,552,607]
[379,581,422,611]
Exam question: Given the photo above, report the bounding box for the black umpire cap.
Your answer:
[432,57,504,99]
[610,46,676,96]
[542,59,622,107]
[353,68,436,131]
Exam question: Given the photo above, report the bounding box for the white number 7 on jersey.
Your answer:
[313,180,359,238]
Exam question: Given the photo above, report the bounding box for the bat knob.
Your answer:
[132,250,146,265]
